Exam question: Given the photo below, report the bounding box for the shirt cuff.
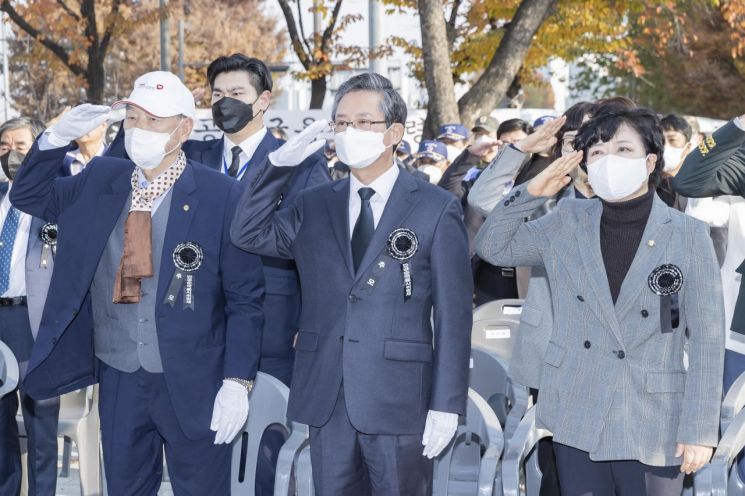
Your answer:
[39,131,69,150]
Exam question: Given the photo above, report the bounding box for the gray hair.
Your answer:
[332,72,407,127]
[0,117,45,141]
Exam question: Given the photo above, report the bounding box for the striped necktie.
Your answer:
[0,206,21,295]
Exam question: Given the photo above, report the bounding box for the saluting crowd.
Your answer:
[0,52,743,496]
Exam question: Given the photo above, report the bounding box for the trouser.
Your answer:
[0,303,60,496]
[724,349,745,482]
[98,364,230,496]
[308,386,433,495]
[529,388,561,496]
[554,442,684,496]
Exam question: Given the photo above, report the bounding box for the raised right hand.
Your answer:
[268,119,328,167]
[527,150,583,197]
[47,104,112,146]
[515,115,566,154]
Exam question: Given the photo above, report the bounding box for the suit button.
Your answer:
[509,195,516,202]
[584,341,591,349]
[617,351,625,359]
[577,295,585,302]
[515,190,521,197]
[641,309,649,318]
[503,200,510,206]
[348,295,357,303]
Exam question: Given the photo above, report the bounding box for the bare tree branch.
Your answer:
[276,0,312,70]
[321,0,343,50]
[55,0,80,21]
[0,0,85,76]
[446,0,462,47]
[100,0,125,55]
[296,0,314,62]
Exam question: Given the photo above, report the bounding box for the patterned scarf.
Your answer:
[113,152,187,303]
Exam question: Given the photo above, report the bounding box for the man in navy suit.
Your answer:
[109,54,329,387]
[0,119,61,496]
[10,71,265,495]
[231,73,473,495]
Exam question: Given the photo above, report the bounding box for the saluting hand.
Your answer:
[47,104,112,147]
[515,115,566,154]
[676,443,713,474]
[526,150,583,198]
[268,119,328,167]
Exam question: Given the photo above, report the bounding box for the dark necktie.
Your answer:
[228,146,242,177]
[351,187,376,272]
[0,206,21,295]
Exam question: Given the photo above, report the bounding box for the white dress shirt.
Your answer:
[66,144,106,176]
[222,127,268,180]
[348,163,400,237]
[0,185,31,297]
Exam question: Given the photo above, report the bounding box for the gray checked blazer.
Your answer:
[475,183,725,466]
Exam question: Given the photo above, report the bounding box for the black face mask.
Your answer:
[212,96,260,134]
[1,150,25,181]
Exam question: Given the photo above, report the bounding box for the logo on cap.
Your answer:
[426,143,436,152]
[156,84,164,90]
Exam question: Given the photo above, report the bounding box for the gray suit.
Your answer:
[475,183,725,466]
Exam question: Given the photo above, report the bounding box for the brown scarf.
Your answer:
[113,153,187,303]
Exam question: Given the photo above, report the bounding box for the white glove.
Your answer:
[422,410,459,459]
[210,380,250,444]
[47,104,112,147]
[268,119,328,167]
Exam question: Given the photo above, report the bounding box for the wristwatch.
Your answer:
[226,377,254,393]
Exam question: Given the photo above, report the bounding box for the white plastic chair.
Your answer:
[471,299,524,362]
[0,340,19,398]
[695,406,745,495]
[18,385,102,496]
[432,388,504,496]
[501,406,553,496]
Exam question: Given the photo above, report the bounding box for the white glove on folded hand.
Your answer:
[268,119,328,167]
[210,380,250,445]
[47,104,112,148]
[422,410,459,459]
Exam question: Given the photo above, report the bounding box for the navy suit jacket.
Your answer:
[231,162,473,434]
[10,142,265,440]
[108,126,330,385]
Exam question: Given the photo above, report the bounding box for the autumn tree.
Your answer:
[5,0,287,120]
[387,0,653,136]
[277,0,371,109]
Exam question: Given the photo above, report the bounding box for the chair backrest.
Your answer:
[0,340,19,398]
[502,406,554,496]
[473,299,524,323]
[722,370,745,434]
[433,388,504,496]
[471,317,520,362]
[695,404,745,496]
[274,421,310,496]
[231,372,291,496]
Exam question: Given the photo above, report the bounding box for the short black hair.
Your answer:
[593,96,637,115]
[497,118,532,139]
[206,53,273,94]
[573,108,665,187]
[551,101,596,159]
[660,113,692,141]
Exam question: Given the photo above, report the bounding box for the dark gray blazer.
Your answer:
[475,183,725,466]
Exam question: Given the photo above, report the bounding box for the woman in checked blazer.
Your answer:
[475,108,725,496]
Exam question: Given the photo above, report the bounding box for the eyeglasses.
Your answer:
[330,119,387,133]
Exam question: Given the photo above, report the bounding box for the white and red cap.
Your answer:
[112,71,195,119]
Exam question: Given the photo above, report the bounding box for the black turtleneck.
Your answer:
[599,187,655,303]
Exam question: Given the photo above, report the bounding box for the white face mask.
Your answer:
[474,135,497,146]
[446,145,462,162]
[420,164,443,184]
[334,127,389,169]
[124,121,182,170]
[587,154,650,202]
[663,145,685,172]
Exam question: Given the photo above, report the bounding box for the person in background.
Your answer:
[477,107,724,495]
[655,114,693,211]
[64,119,107,176]
[496,118,532,145]
[671,110,745,484]
[685,115,705,147]
[0,118,45,197]
[413,139,449,184]
[436,123,469,162]
[395,139,413,166]
[472,115,499,142]
[0,118,61,496]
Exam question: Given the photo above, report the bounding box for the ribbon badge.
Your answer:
[387,228,419,301]
[648,264,683,333]
[164,241,203,310]
[39,223,58,268]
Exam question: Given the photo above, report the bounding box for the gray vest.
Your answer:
[91,191,172,373]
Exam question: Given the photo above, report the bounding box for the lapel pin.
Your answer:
[647,240,655,247]
[183,204,190,212]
